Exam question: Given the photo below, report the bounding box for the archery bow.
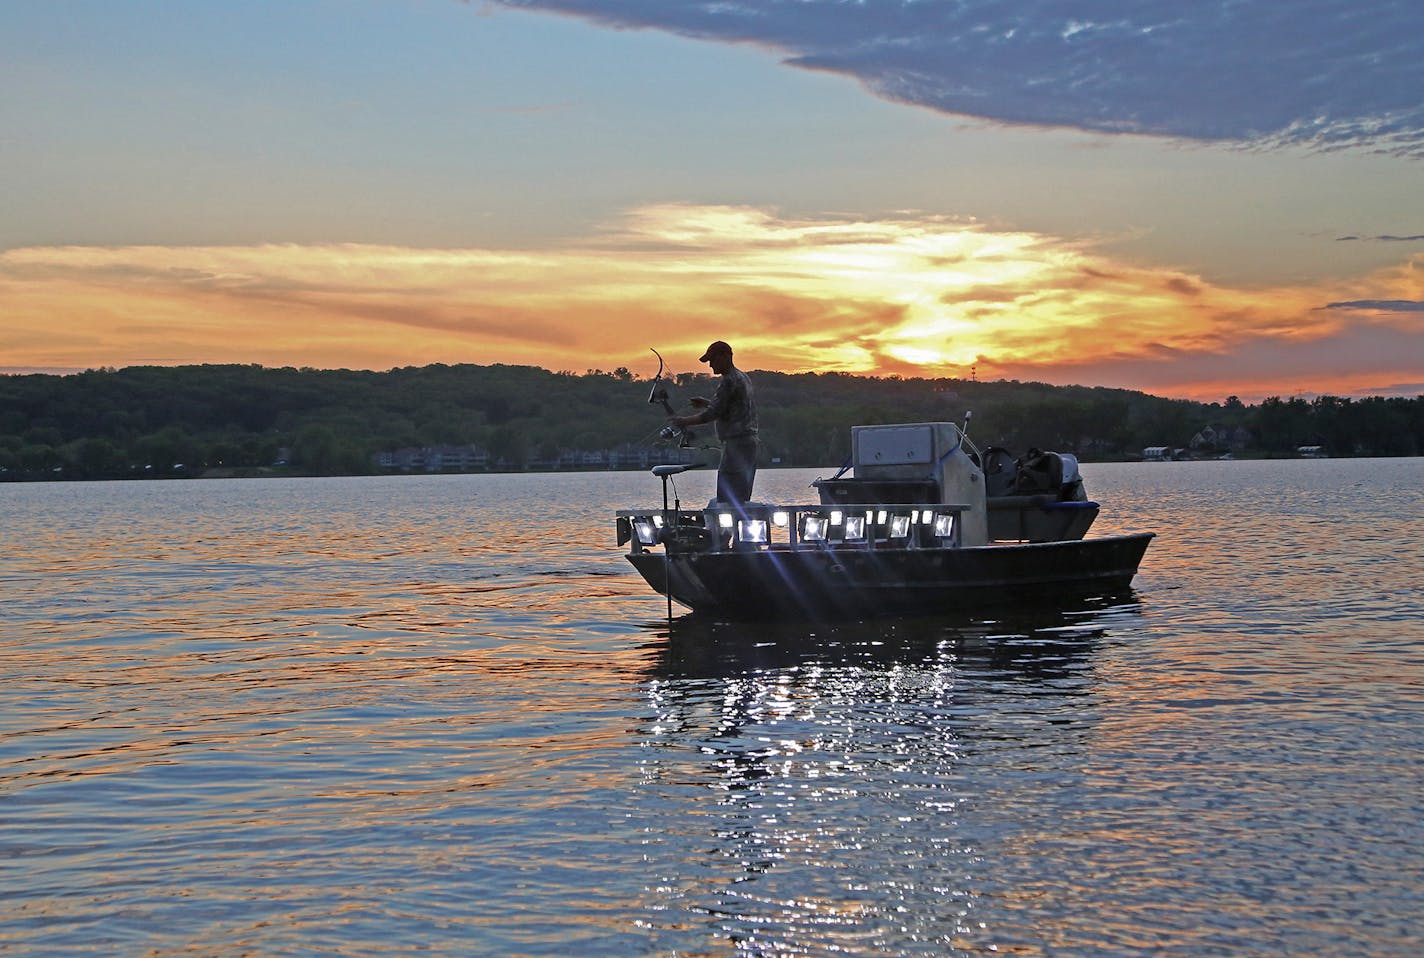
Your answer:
[647,348,694,447]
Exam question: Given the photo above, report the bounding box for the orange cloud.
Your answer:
[2,205,1420,399]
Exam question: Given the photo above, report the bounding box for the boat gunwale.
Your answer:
[615,501,1138,554]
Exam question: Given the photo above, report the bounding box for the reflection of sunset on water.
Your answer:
[2,460,1422,953]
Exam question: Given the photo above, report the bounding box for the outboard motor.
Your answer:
[1056,453,1088,502]
[1015,448,1086,501]
[1013,449,1058,494]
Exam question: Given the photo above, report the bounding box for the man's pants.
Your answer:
[715,436,759,510]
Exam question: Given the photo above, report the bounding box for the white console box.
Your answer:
[851,423,987,545]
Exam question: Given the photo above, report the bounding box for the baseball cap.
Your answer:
[699,341,732,362]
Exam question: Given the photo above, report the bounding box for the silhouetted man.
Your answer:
[672,341,759,508]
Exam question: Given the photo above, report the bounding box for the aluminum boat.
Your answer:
[617,421,1153,619]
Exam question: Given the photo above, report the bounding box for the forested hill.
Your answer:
[2,363,1420,480]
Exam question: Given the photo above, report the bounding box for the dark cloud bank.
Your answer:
[1337,234,1424,242]
[1325,300,1424,312]
[498,0,1424,156]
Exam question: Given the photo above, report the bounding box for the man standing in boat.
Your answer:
[671,341,759,509]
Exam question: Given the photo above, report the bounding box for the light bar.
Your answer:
[738,519,768,544]
[801,514,828,541]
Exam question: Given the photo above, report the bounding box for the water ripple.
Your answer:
[2,463,1422,955]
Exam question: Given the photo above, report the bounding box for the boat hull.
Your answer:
[627,532,1154,619]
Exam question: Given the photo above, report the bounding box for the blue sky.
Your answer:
[3,0,1422,400]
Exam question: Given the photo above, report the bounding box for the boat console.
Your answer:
[810,422,1099,543]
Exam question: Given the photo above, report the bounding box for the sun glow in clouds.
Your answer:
[2,204,1421,399]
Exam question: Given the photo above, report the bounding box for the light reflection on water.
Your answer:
[1,461,1422,955]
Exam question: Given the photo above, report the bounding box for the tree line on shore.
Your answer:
[1,362,1421,480]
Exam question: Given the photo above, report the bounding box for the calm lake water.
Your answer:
[2,459,1422,956]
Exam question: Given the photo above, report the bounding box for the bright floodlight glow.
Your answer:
[934,514,955,537]
[876,509,888,525]
[739,519,768,544]
[652,514,664,528]
[772,510,790,527]
[844,516,866,540]
[634,520,659,545]
[830,510,844,525]
[718,512,734,529]
[921,509,934,524]
[889,514,912,538]
[802,515,828,541]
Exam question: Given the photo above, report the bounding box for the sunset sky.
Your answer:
[3,0,1422,402]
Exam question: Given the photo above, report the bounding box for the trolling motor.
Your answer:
[648,348,694,447]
